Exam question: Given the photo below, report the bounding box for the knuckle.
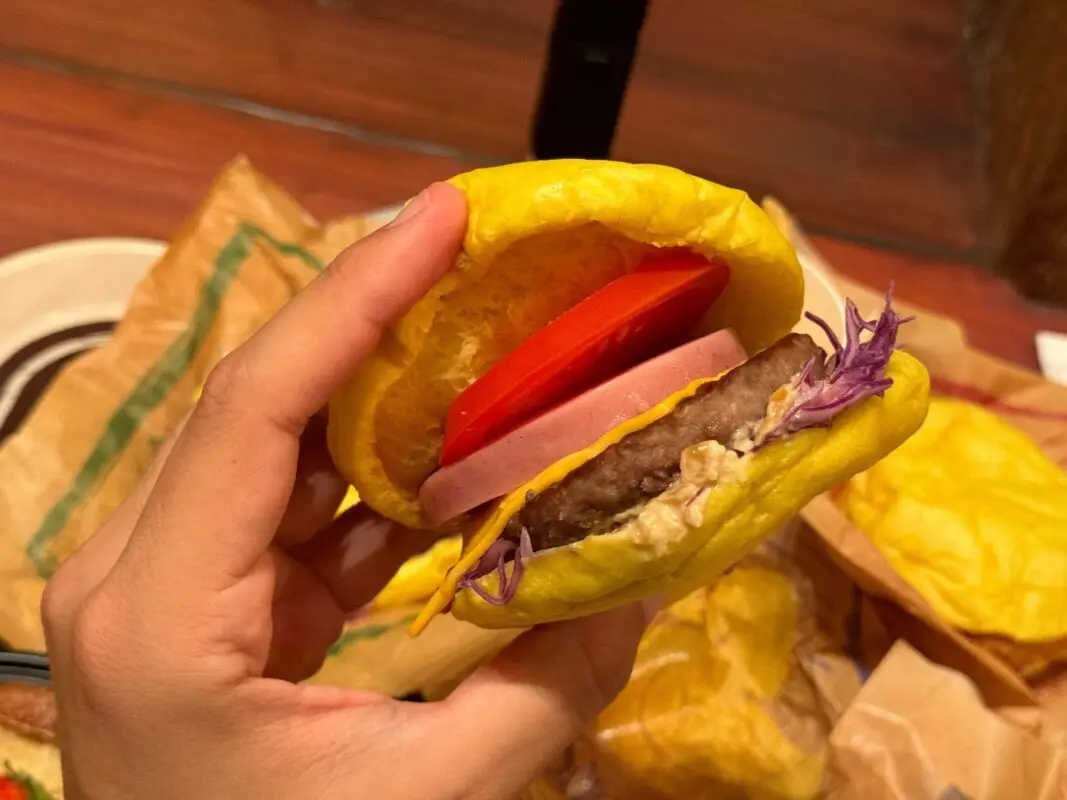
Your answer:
[318,242,361,287]
[198,351,252,418]
[68,592,127,698]
[316,250,389,330]
[40,568,74,634]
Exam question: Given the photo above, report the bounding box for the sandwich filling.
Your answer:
[457,287,911,606]
[502,333,823,551]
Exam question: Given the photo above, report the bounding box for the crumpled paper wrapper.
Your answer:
[2,160,1066,797]
[765,200,1067,735]
[826,642,1065,800]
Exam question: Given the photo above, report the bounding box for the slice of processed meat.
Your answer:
[419,329,747,527]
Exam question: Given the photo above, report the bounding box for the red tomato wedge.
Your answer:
[440,251,730,465]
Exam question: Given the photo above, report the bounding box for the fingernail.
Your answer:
[641,594,668,625]
[339,513,392,575]
[306,469,346,511]
[386,186,434,228]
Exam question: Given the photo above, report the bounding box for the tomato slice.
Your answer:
[440,251,730,465]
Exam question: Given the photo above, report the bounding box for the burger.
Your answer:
[326,160,930,635]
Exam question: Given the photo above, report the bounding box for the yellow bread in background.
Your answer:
[593,568,823,800]
[327,160,805,530]
[413,351,930,633]
[840,397,1067,642]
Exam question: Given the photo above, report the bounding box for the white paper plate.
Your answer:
[0,238,167,440]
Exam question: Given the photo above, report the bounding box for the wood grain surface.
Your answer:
[615,0,979,254]
[814,236,1067,369]
[0,62,475,256]
[0,60,1063,371]
[0,0,979,256]
[0,0,552,160]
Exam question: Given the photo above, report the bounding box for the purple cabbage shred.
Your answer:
[759,283,912,446]
[457,527,533,606]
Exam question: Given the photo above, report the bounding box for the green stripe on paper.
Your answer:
[328,614,418,656]
[25,222,324,577]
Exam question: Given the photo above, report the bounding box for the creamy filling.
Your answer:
[625,438,749,551]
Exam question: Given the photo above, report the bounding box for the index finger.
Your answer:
[126,183,467,590]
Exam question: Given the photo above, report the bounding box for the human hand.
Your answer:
[42,183,653,800]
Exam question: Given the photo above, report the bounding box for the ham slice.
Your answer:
[419,329,747,527]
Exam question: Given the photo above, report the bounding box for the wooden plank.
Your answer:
[0,0,979,256]
[0,0,553,160]
[616,0,979,253]
[0,62,475,258]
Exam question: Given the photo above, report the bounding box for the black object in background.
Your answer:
[0,650,51,686]
[531,0,650,160]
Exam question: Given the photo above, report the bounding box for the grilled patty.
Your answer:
[503,333,824,552]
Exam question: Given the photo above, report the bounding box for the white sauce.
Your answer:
[620,439,749,553]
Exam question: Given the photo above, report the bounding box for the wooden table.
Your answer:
[2,61,1066,371]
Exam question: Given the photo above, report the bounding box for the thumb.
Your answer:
[421,603,655,798]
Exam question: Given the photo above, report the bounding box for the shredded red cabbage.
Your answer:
[457,528,533,605]
[759,283,912,446]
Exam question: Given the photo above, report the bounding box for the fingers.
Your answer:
[425,604,651,798]
[229,183,468,436]
[263,551,345,683]
[123,184,467,593]
[291,505,444,614]
[273,416,350,548]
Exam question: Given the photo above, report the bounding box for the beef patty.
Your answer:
[503,333,824,551]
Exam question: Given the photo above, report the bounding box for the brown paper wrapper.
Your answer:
[826,642,1066,800]
[0,157,383,652]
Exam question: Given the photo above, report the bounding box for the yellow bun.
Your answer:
[841,397,1067,643]
[327,160,804,529]
[414,351,930,633]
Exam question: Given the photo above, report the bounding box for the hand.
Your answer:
[42,183,652,800]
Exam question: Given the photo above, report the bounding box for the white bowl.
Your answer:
[0,237,166,434]
[0,237,166,358]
